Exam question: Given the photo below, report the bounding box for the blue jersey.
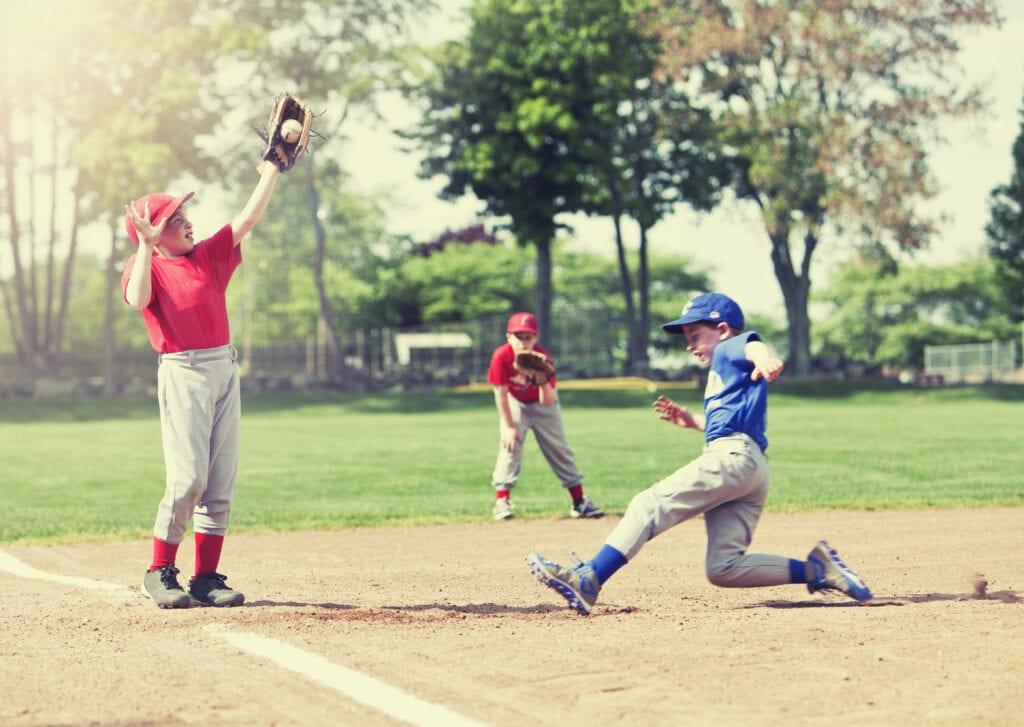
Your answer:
[702,331,769,452]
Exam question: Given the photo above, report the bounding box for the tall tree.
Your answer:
[554,0,729,374]
[411,0,633,343]
[648,0,1002,374]
[986,98,1024,325]
[223,0,436,386]
[0,0,232,380]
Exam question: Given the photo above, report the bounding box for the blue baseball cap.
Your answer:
[662,293,744,333]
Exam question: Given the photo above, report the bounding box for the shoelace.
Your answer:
[158,566,184,589]
[199,572,229,588]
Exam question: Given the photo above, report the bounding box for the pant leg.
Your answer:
[604,434,765,562]
[528,400,584,489]
[491,397,527,490]
[702,443,793,587]
[154,362,216,544]
[193,357,240,536]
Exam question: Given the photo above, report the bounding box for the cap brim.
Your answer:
[662,315,698,334]
[155,191,195,225]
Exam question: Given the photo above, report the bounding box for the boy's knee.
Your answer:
[706,560,742,587]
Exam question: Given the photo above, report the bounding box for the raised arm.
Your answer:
[745,340,785,382]
[123,200,164,309]
[230,161,281,246]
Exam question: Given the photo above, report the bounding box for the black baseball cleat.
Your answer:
[142,566,192,609]
[188,572,245,607]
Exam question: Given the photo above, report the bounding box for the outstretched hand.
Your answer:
[750,356,784,382]
[125,200,164,249]
[653,395,701,430]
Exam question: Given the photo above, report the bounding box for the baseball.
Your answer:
[281,119,303,143]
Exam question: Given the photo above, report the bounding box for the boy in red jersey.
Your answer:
[123,160,281,608]
[487,312,603,521]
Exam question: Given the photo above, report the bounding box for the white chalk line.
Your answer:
[0,549,123,590]
[206,625,488,727]
[0,549,488,727]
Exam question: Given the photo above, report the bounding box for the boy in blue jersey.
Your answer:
[528,293,872,615]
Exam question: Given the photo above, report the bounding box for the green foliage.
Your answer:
[413,0,692,338]
[2,386,1021,543]
[646,0,1002,374]
[232,161,411,341]
[815,256,1012,369]
[986,99,1024,323]
[400,243,531,323]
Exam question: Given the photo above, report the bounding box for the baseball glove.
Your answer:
[256,93,315,172]
[514,350,555,386]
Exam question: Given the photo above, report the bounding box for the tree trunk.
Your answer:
[611,213,639,373]
[767,226,815,376]
[102,226,117,396]
[534,235,553,345]
[303,159,366,389]
[0,97,34,368]
[51,187,81,377]
[635,220,652,376]
[304,161,340,374]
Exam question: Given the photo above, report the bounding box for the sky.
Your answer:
[332,1,1024,321]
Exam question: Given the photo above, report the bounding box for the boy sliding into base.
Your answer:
[528,292,872,615]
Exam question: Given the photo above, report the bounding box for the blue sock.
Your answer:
[788,558,807,584]
[589,545,627,584]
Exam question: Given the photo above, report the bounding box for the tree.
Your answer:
[647,0,1002,374]
[1,0,235,383]
[986,98,1024,324]
[412,0,644,342]
[559,1,729,375]
[221,0,436,386]
[399,240,532,323]
[815,256,1010,370]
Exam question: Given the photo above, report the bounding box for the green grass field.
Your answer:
[2,383,1021,544]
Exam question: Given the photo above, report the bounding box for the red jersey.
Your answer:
[487,343,557,403]
[121,224,241,354]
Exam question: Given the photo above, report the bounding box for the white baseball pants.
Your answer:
[153,345,240,544]
[491,397,584,490]
[605,433,794,587]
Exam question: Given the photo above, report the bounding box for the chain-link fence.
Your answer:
[0,310,639,396]
[923,340,1018,384]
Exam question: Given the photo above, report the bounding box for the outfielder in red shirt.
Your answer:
[487,312,604,521]
[123,160,281,608]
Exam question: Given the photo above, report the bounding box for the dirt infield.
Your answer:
[2,507,1021,726]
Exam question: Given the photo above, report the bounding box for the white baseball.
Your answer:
[281,119,303,143]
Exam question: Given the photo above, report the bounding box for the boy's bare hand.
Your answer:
[653,395,700,430]
[125,200,165,249]
[750,356,784,383]
[500,424,522,452]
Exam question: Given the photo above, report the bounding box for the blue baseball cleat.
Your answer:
[528,552,600,615]
[806,540,873,602]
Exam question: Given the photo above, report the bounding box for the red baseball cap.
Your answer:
[124,191,194,245]
[507,312,538,335]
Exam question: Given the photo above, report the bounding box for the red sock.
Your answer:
[150,538,179,571]
[194,533,225,576]
[568,485,584,501]
[496,489,510,501]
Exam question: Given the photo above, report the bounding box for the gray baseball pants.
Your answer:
[153,345,240,544]
[605,433,793,587]
[491,397,583,490]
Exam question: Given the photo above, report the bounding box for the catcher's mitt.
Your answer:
[514,350,555,386]
[257,93,315,172]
